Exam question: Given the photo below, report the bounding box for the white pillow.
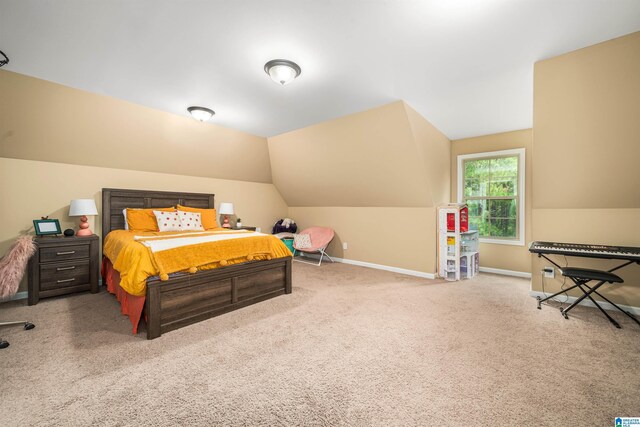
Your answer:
[294,233,312,249]
[177,211,204,231]
[153,210,182,232]
[123,209,129,230]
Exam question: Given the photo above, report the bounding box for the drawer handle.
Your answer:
[56,266,76,271]
[57,278,75,284]
[56,251,76,256]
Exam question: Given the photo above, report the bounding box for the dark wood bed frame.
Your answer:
[101,188,292,339]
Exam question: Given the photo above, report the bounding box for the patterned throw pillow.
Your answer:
[153,210,182,232]
[177,211,204,231]
[294,233,312,249]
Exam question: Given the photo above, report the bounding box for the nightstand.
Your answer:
[28,234,99,305]
[233,226,257,231]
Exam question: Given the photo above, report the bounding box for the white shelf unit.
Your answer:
[437,205,479,281]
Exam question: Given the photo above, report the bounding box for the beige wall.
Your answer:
[532,31,640,306]
[0,70,273,183]
[404,103,451,206]
[289,207,436,273]
[268,101,439,208]
[269,101,451,274]
[451,129,533,273]
[0,158,288,293]
[533,32,640,209]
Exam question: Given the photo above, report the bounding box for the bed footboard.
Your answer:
[145,257,292,339]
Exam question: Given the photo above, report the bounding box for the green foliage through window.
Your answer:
[463,155,519,239]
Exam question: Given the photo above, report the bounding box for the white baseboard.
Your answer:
[479,267,532,279]
[297,253,436,279]
[529,290,640,316]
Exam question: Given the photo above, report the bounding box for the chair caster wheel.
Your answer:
[0,340,9,349]
[24,323,35,330]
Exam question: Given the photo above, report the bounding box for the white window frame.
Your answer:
[457,148,525,246]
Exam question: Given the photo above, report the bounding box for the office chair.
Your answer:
[0,235,37,349]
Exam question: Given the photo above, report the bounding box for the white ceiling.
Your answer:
[1,0,639,139]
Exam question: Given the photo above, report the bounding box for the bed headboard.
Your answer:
[101,188,215,243]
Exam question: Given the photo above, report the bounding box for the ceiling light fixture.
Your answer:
[264,59,301,86]
[187,106,215,122]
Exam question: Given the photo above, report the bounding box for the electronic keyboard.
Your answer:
[529,241,640,261]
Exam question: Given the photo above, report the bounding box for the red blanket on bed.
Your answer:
[101,257,145,334]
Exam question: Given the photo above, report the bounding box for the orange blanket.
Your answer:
[103,229,291,296]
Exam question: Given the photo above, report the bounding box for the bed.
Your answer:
[101,188,292,339]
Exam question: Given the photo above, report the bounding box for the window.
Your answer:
[457,148,525,246]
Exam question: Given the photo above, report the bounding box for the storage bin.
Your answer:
[282,238,294,254]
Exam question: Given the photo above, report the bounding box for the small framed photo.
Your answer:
[33,219,62,236]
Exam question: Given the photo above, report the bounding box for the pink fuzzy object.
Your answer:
[0,235,36,299]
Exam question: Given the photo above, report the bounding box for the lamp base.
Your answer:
[76,215,93,237]
[222,215,231,228]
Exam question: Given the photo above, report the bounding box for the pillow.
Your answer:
[294,233,312,249]
[126,207,174,231]
[177,205,218,230]
[153,210,182,232]
[177,211,204,231]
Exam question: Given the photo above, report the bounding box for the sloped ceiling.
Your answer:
[267,101,449,207]
[403,104,451,207]
[0,70,273,183]
[533,31,640,209]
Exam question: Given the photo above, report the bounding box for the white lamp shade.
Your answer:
[69,199,98,217]
[218,202,234,215]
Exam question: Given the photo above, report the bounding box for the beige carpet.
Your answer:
[1,263,639,426]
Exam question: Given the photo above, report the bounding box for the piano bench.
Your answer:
[542,267,634,328]
[560,267,623,284]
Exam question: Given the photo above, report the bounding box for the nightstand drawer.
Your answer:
[40,244,90,263]
[40,260,91,291]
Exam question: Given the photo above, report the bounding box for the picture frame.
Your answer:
[33,219,62,236]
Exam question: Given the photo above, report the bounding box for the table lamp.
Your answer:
[219,202,234,228]
[69,199,98,236]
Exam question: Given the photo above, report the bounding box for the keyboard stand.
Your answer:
[535,254,640,328]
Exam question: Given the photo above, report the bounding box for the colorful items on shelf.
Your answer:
[437,204,479,281]
[447,204,468,232]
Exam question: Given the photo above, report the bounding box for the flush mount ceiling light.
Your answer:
[264,59,301,86]
[187,106,215,122]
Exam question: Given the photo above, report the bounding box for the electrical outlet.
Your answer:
[343,242,348,250]
[543,267,555,279]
